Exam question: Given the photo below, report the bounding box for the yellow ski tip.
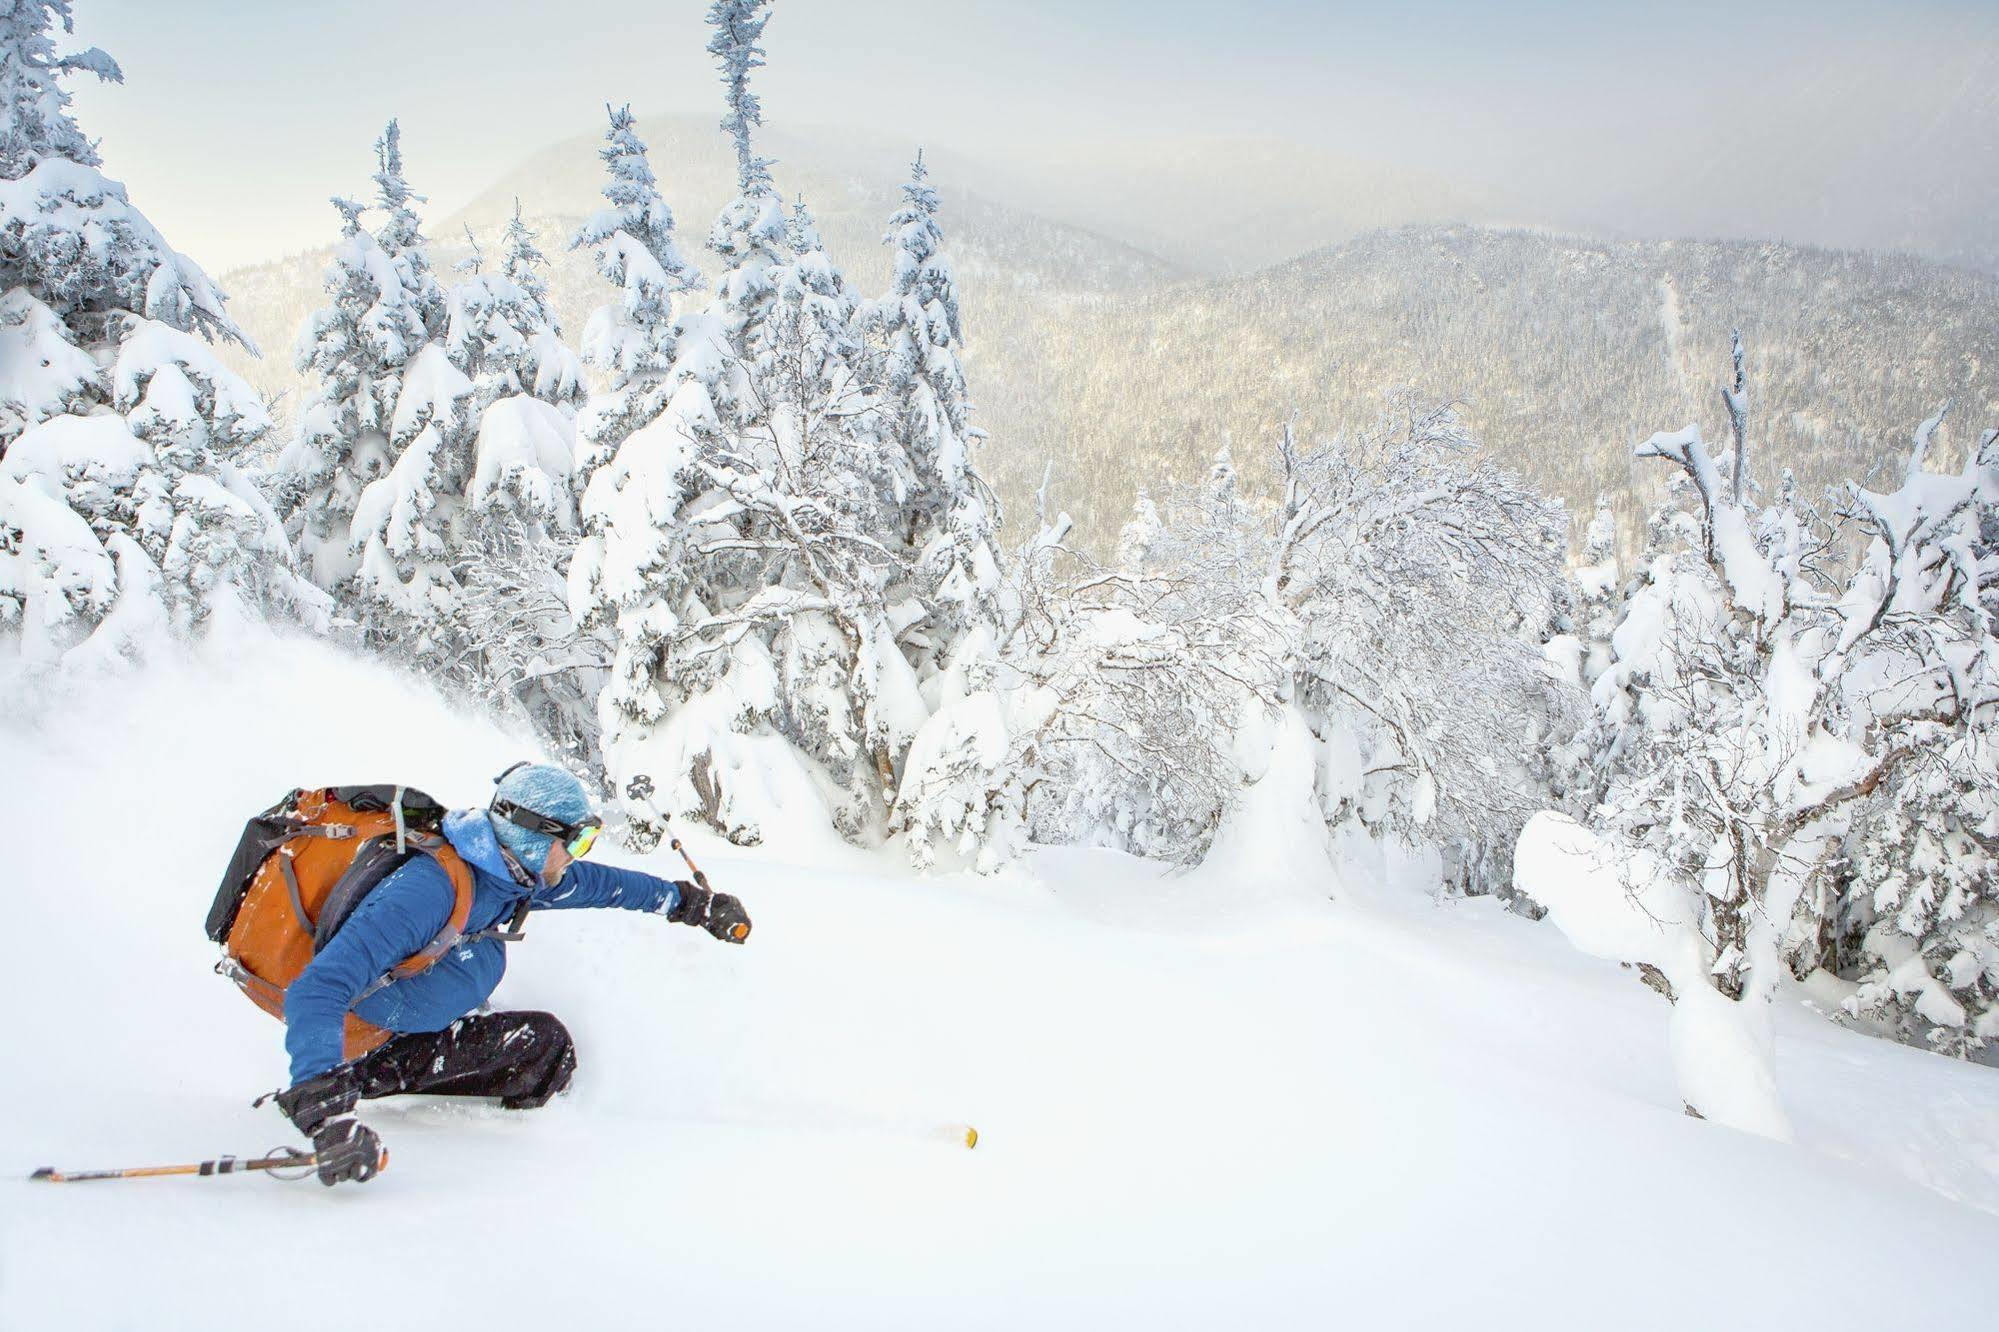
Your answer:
[963,1126,979,1150]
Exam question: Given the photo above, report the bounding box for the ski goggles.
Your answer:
[490,797,604,859]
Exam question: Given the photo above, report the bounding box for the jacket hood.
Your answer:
[443,808,519,885]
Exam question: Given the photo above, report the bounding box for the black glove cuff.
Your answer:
[277,1064,361,1137]
[666,880,711,925]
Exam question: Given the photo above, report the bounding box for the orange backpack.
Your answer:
[205,786,476,1061]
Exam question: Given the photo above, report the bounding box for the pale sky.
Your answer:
[60,0,1999,274]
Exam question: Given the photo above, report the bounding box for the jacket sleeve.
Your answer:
[533,859,683,916]
[283,856,455,1086]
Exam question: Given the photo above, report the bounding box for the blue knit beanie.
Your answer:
[491,763,594,873]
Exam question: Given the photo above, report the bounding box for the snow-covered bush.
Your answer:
[1569,338,1999,1062]
[1517,811,1792,1139]
[1270,400,1582,894]
[455,508,608,781]
[1838,738,1999,1057]
[975,404,1577,880]
[1,1,319,668]
[1567,494,1623,690]
[1000,451,1286,862]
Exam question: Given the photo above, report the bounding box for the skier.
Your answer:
[269,763,751,1187]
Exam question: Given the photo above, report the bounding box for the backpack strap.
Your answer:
[350,844,476,1003]
[465,897,533,945]
[277,852,312,934]
[388,844,476,980]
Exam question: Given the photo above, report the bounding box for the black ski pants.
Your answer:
[353,1010,577,1109]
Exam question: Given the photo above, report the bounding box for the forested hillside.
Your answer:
[1011,226,1999,548]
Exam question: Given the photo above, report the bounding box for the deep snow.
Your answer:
[3,629,1997,1330]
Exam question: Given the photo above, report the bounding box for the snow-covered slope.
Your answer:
[3,632,1996,1329]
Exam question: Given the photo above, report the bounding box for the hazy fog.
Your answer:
[66,0,1999,275]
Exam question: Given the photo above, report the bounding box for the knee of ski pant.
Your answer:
[502,1012,577,1108]
[509,1011,573,1053]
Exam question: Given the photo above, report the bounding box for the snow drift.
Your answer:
[2,629,1997,1330]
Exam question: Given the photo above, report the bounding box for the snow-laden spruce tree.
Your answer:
[662,0,924,840]
[576,1,1005,858]
[890,466,1068,872]
[339,128,476,650]
[433,205,592,760]
[1569,493,1623,688]
[866,152,1003,668]
[445,209,584,561]
[1,0,318,666]
[1115,485,1164,570]
[1568,341,1999,1072]
[566,102,729,845]
[872,155,1027,868]
[569,104,704,486]
[447,206,583,418]
[574,0,894,848]
[280,123,457,599]
[280,120,503,661]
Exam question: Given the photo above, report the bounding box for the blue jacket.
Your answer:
[282,809,683,1084]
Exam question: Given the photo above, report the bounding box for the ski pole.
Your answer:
[670,828,751,941]
[30,1144,383,1183]
[625,776,749,941]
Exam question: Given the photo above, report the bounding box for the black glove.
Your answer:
[275,1064,360,1137]
[310,1117,384,1188]
[668,880,752,943]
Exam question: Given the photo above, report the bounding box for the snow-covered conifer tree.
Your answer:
[570,0,809,849]
[866,152,1002,672]
[1571,494,1622,687]
[279,119,520,661]
[448,205,583,417]
[568,104,706,485]
[278,195,396,589]
[1,1,317,664]
[577,0,949,849]
[418,212,591,764]
[869,154,1018,868]
[702,0,788,433]
[279,120,462,614]
[895,469,1072,872]
[1207,438,1240,509]
[1116,486,1164,571]
[689,1,925,836]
